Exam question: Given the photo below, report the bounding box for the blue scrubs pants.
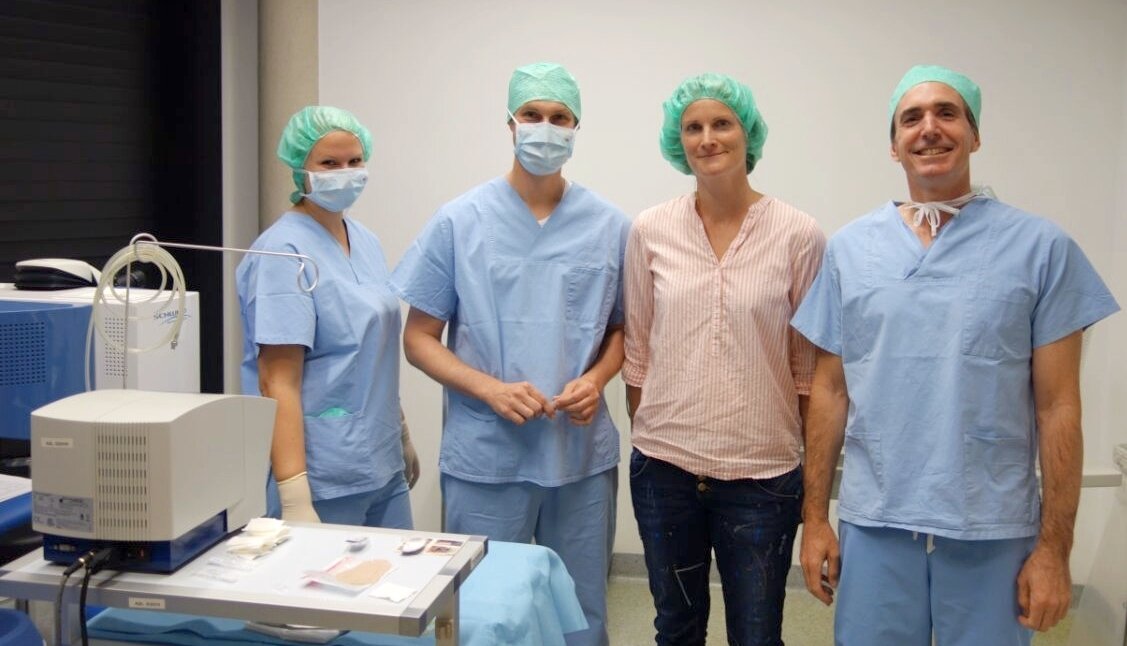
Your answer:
[836,521,1036,646]
[313,474,413,529]
[266,472,414,529]
[442,469,617,646]
[629,449,801,646]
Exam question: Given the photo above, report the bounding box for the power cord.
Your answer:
[77,565,94,646]
[54,550,94,646]
[78,548,114,646]
[53,548,114,646]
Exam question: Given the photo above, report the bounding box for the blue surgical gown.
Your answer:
[237,212,404,501]
[791,198,1119,539]
[390,177,631,486]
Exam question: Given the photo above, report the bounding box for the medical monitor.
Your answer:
[31,389,275,571]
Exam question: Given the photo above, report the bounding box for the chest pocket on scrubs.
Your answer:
[961,283,1034,360]
[566,267,615,325]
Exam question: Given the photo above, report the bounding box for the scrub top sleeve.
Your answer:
[389,213,459,321]
[789,222,827,393]
[622,221,654,387]
[243,254,316,349]
[1030,234,1121,348]
[608,216,632,327]
[790,244,844,357]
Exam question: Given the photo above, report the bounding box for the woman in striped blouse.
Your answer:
[623,73,826,646]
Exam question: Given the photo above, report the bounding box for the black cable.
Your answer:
[78,564,94,646]
[55,549,97,646]
[53,568,75,646]
[56,550,93,646]
[77,548,114,646]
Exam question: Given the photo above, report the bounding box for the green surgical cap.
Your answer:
[507,62,582,122]
[277,106,373,203]
[889,65,981,127]
[660,73,767,175]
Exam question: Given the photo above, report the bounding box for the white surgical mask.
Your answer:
[510,111,576,176]
[301,167,368,212]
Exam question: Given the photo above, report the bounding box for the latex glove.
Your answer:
[401,409,421,489]
[276,471,320,523]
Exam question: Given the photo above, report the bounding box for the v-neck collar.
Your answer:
[498,177,573,238]
[688,194,771,265]
[884,199,981,280]
[286,211,360,281]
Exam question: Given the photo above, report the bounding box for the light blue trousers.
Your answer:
[313,474,414,529]
[835,521,1036,646]
[442,469,617,646]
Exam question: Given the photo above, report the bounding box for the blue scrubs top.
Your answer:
[791,198,1119,539]
[390,177,631,487]
[237,212,404,501]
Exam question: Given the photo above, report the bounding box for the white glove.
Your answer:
[401,410,420,489]
[277,471,321,523]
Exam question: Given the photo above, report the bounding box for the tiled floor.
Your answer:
[607,576,1074,645]
[11,575,1077,644]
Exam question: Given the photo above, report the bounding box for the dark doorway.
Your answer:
[0,0,224,392]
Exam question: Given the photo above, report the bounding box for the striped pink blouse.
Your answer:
[623,193,825,480]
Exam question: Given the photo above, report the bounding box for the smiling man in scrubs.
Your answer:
[791,65,1119,644]
[390,62,630,646]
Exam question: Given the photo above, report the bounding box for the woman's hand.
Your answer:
[276,471,321,523]
[400,409,421,488]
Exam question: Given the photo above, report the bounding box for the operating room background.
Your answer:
[222,0,1127,585]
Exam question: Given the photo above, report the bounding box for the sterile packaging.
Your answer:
[303,555,393,594]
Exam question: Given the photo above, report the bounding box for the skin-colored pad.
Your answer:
[332,560,392,586]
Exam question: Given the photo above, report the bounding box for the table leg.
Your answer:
[434,588,460,646]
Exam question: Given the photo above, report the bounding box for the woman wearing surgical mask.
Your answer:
[390,62,630,646]
[236,106,419,528]
[623,74,826,645]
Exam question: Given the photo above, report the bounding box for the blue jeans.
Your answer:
[630,449,802,646]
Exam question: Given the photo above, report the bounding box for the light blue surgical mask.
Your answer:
[301,167,368,212]
[509,112,576,176]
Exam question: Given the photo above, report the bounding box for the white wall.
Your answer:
[220,0,260,393]
[259,0,320,228]
[315,0,1127,576]
[1111,12,1127,483]
[1117,15,1127,441]
[1066,19,1127,611]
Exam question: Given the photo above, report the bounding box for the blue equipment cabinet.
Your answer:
[0,300,90,441]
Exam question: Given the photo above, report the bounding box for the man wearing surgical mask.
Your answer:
[391,62,630,646]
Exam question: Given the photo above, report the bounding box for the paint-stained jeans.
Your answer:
[630,449,802,646]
